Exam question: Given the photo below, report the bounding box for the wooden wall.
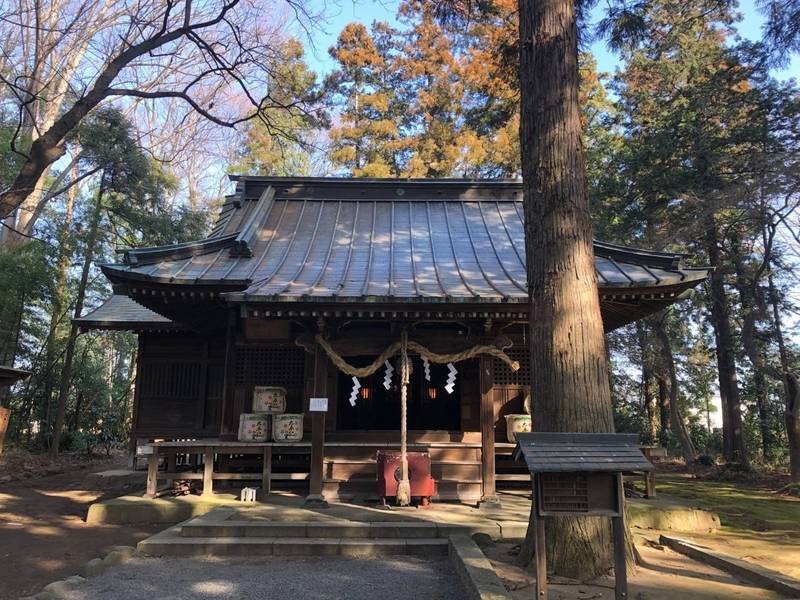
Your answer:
[134,332,225,438]
[133,323,532,442]
[490,339,531,442]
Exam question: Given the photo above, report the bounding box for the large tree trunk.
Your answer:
[766,272,799,481]
[732,235,776,462]
[517,0,615,579]
[638,323,659,443]
[653,317,696,463]
[786,374,800,482]
[657,375,671,437]
[705,222,748,465]
[39,180,76,436]
[50,184,104,457]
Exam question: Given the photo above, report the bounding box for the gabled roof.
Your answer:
[73,295,178,331]
[102,177,710,307]
[0,365,31,387]
[514,432,654,473]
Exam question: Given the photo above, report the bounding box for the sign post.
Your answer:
[514,433,654,600]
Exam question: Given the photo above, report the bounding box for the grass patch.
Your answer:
[657,475,800,533]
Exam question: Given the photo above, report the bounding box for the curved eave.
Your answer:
[100,264,249,289]
[102,264,710,306]
[223,268,711,305]
[0,365,31,387]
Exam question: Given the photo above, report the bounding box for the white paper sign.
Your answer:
[309,397,328,412]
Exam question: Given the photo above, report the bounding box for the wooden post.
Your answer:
[533,475,547,599]
[166,452,176,489]
[644,470,656,498]
[614,473,628,600]
[262,446,272,496]
[127,336,144,468]
[305,343,328,508]
[146,448,159,497]
[479,355,499,506]
[202,447,214,497]
[219,308,239,440]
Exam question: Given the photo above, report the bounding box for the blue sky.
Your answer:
[301,0,799,81]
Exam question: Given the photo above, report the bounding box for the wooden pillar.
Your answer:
[305,343,328,507]
[128,336,144,468]
[219,308,239,440]
[146,448,159,497]
[262,446,272,496]
[202,447,214,497]
[614,473,628,600]
[165,452,177,489]
[479,355,499,506]
[533,474,547,599]
[644,470,656,498]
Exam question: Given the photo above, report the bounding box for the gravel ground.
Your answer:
[60,556,465,600]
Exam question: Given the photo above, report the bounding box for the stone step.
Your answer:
[180,519,462,539]
[138,527,449,558]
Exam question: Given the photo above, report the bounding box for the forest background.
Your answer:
[1,0,799,478]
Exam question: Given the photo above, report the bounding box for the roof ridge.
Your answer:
[117,232,239,266]
[593,240,687,270]
[229,186,276,257]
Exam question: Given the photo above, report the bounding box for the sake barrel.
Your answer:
[252,386,287,413]
[272,413,303,442]
[505,414,532,443]
[238,413,271,442]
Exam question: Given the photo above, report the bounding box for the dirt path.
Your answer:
[0,458,161,600]
[486,540,783,599]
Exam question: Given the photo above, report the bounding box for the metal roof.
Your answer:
[102,178,709,306]
[73,295,178,331]
[0,365,31,387]
[514,432,654,473]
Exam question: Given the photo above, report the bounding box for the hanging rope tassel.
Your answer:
[396,330,412,507]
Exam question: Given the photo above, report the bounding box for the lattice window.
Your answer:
[234,345,306,387]
[139,362,203,398]
[494,345,530,386]
[540,473,589,512]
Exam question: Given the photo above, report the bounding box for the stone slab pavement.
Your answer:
[57,555,465,600]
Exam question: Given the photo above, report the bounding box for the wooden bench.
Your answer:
[145,440,311,497]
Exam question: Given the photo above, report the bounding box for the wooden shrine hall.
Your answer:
[76,177,710,505]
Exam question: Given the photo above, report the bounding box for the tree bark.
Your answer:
[705,221,748,466]
[518,0,615,579]
[657,375,671,437]
[653,317,696,463]
[766,272,799,481]
[39,177,76,438]
[785,373,800,482]
[638,324,659,444]
[71,391,84,432]
[50,182,104,456]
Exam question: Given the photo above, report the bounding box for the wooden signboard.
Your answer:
[515,433,654,600]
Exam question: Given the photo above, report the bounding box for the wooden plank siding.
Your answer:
[133,332,225,438]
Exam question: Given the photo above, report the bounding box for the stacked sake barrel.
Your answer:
[237,387,304,442]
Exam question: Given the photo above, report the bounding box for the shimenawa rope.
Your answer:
[312,333,519,506]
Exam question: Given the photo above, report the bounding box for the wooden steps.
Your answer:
[138,517,451,558]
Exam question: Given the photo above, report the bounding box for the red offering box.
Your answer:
[376,450,436,500]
